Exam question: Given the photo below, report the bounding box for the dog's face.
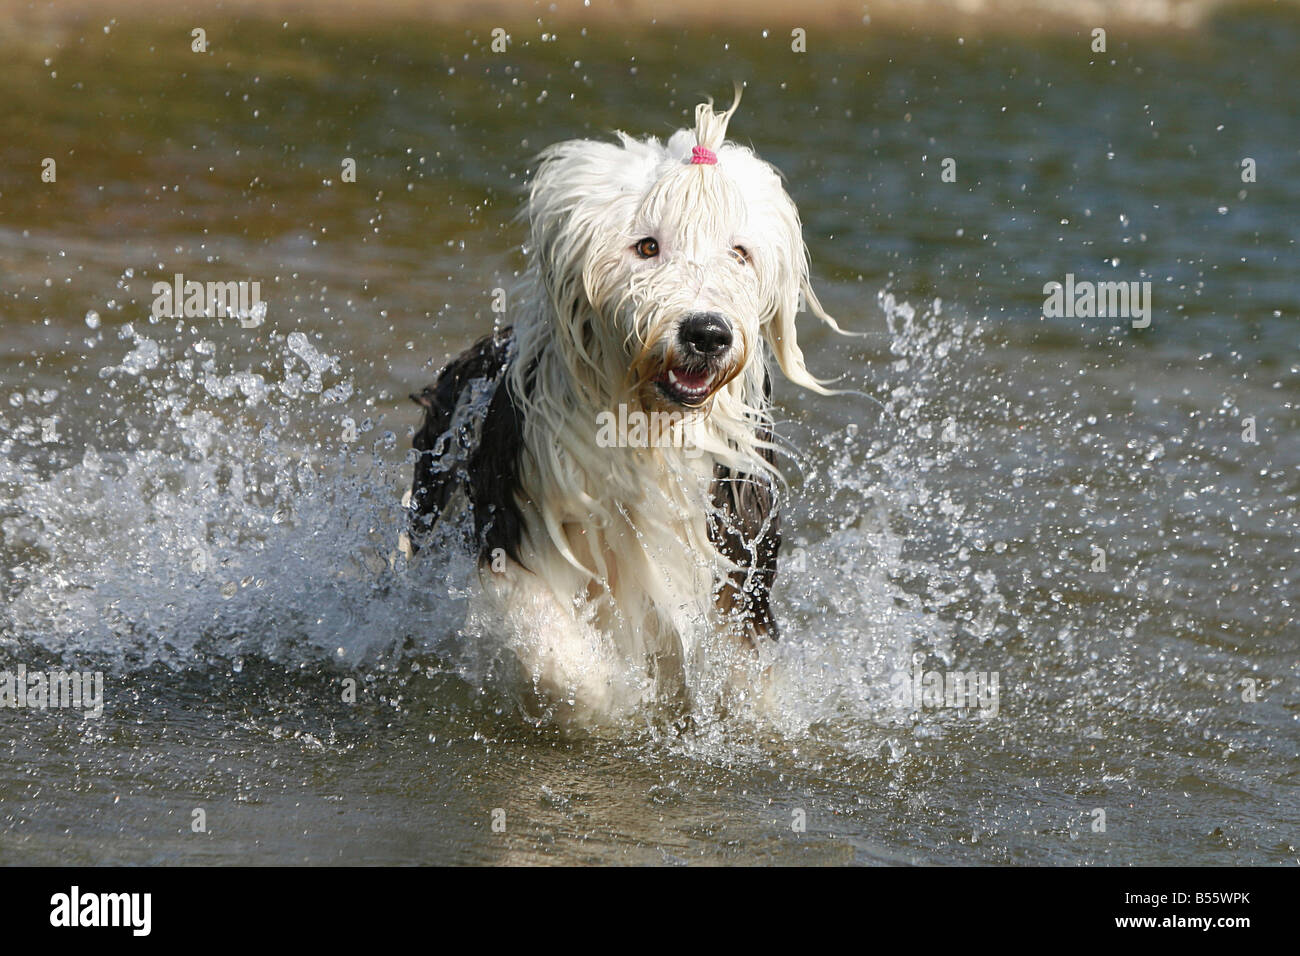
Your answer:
[619,163,759,412]
[527,102,826,415]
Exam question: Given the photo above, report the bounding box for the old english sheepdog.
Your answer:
[408,90,848,724]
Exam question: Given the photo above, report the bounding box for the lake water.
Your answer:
[0,8,1296,864]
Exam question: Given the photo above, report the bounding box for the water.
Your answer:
[1,9,1297,864]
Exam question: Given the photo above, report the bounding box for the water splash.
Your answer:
[1,319,458,675]
[0,291,1180,760]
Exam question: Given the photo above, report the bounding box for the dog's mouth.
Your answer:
[654,365,716,407]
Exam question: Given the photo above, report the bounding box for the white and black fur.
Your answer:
[409,90,847,724]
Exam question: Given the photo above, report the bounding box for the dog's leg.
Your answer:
[480,562,651,726]
[707,398,781,646]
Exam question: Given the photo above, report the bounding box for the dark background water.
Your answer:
[0,7,1296,864]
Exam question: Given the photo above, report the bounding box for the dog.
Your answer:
[408,89,847,725]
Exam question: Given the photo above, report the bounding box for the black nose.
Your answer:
[678,312,733,357]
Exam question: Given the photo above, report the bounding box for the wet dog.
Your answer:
[409,89,846,723]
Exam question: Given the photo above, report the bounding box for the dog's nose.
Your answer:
[678,312,733,356]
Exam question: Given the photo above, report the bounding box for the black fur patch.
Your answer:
[409,327,528,566]
[707,373,782,643]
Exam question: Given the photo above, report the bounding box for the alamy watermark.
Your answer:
[0,664,104,718]
[890,653,999,718]
[595,403,702,458]
[1042,273,1151,328]
[50,887,150,936]
[151,272,265,326]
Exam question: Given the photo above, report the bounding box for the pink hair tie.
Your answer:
[690,146,717,166]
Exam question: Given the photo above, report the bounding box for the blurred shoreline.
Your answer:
[1,0,1292,35]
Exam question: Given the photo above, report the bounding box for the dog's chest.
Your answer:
[550,457,722,625]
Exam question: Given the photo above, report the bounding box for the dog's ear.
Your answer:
[527,135,660,304]
[527,139,606,315]
[523,134,665,394]
[760,190,851,396]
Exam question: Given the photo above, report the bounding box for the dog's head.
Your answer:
[526,88,842,416]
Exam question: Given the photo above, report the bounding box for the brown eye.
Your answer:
[731,245,751,264]
[634,237,659,259]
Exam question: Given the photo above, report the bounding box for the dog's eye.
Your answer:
[633,238,660,259]
[731,245,751,265]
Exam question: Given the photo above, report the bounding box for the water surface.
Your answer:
[1,9,1297,864]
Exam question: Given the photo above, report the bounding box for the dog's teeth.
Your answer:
[668,370,679,385]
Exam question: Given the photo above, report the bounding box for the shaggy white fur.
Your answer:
[416,88,846,725]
